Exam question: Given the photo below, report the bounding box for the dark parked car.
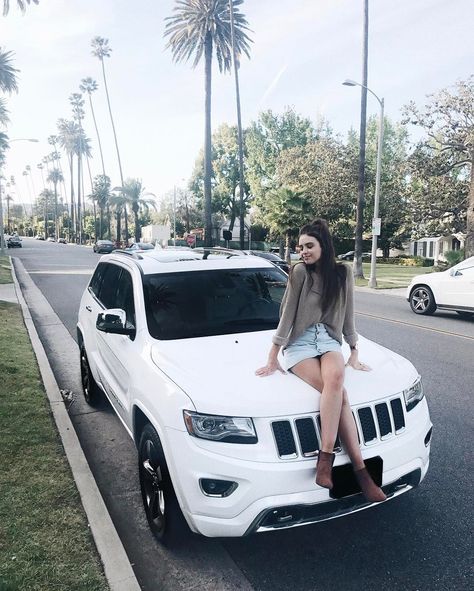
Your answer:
[7,235,22,248]
[93,240,115,254]
[337,251,371,261]
[244,250,290,274]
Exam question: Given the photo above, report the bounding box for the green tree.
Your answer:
[261,187,307,261]
[164,0,251,246]
[246,108,316,202]
[115,178,156,242]
[190,123,251,232]
[57,118,80,239]
[403,76,474,256]
[2,0,38,16]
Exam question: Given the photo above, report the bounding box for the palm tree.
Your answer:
[2,0,39,17]
[57,118,80,240]
[164,0,251,247]
[115,178,156,242]
[47,168,63,239]
[91,174,111,239]
[80,77,107,177]
[0,48,18,93]
[265,187,307,263]
[0,98,9,126]
[91,37,129,242]
[70,92,86,242]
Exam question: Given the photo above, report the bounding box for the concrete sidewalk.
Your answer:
[0,282,19,303]
[355,285,407,298]
[0,274,140,591]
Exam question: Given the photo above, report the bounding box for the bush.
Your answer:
[444,249,465,268]
[398,255,434,267]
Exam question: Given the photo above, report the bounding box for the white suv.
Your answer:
[77,249,432,542]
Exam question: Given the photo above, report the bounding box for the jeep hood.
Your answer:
[150,332,418,418]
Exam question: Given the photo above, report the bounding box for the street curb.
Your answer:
[10,258,141,591]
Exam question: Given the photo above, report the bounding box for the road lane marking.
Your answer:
[356,311,474,341]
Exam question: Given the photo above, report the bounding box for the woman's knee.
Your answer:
[324,370,344,392]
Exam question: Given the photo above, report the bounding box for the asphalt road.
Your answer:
[10,239,474,591]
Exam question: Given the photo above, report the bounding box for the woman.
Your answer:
[256,219,386,503]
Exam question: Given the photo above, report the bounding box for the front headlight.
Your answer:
[403,376,424,411]
[183,410,257,444]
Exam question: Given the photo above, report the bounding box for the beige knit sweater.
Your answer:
[272,262,358,349]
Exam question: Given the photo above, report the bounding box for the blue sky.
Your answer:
[1,0,473,206]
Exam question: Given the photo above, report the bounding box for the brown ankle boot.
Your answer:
[354,467,387,502]
[315,451,335,489]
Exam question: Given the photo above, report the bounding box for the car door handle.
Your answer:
[85,305,92,312]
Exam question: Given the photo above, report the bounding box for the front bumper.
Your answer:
[165,398,432,537]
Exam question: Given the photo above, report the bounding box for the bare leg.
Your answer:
[291,357,364,467]
[318,352,345,452]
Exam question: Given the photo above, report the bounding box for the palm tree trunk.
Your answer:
[88,94,106,176]
[134,205,140,242]
[77,154,82,244]
[353,0,369,279]
[229,0,246,250]
[100,58,124,187]
[53,182,58,240]
[203,33,213,247]
[466,155,474,257]
[123,204,129,245]
[68,154,75,242]
[116,209,121,245]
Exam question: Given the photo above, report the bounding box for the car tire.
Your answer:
[80,346,102,405]
[138,424,190,545]
[409,285,437,315]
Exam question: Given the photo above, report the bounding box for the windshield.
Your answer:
[143,267,287,339]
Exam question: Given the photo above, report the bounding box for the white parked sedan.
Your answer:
[407,256,474,318]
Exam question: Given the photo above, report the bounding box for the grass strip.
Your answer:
[0,276,108,590]
[0,255,12,284]
[355,262,434,289]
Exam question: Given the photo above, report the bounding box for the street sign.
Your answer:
[186,234,196,246]
[372,217,381,236]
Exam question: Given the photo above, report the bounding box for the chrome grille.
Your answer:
[271,397,405,459]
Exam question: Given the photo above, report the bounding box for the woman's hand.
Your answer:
[256,344,286,377]
[345,349,371,371]
[255,358,286,376]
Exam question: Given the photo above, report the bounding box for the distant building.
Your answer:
[408,233,465,264]
[141,224,171,245]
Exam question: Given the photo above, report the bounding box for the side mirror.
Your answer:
[96,308,135,336]
[449,268,461,277]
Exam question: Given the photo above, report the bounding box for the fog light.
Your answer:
[424,426,433,447]
[200,478,238,497]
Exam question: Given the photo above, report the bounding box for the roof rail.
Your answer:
[193,246,245,259]
[112,250,143,260]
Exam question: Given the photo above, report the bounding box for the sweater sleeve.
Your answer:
[272,263,306,347]
[342,265,358,347]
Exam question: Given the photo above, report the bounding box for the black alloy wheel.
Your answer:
[80,347,102,405]
[138,424,189,544]
[409,286,437,315]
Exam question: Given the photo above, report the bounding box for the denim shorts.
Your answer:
[282,323,341,371]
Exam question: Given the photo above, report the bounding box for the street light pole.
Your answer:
[343,79,384,288]
[0,138,39,256]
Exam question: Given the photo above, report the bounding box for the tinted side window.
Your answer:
[115,269,136,328]
[89,262,107,298]
[97,264,123,308]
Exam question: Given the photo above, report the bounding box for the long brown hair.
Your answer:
[298,219,347,313]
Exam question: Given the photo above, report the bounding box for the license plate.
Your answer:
[330,456,383,499]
